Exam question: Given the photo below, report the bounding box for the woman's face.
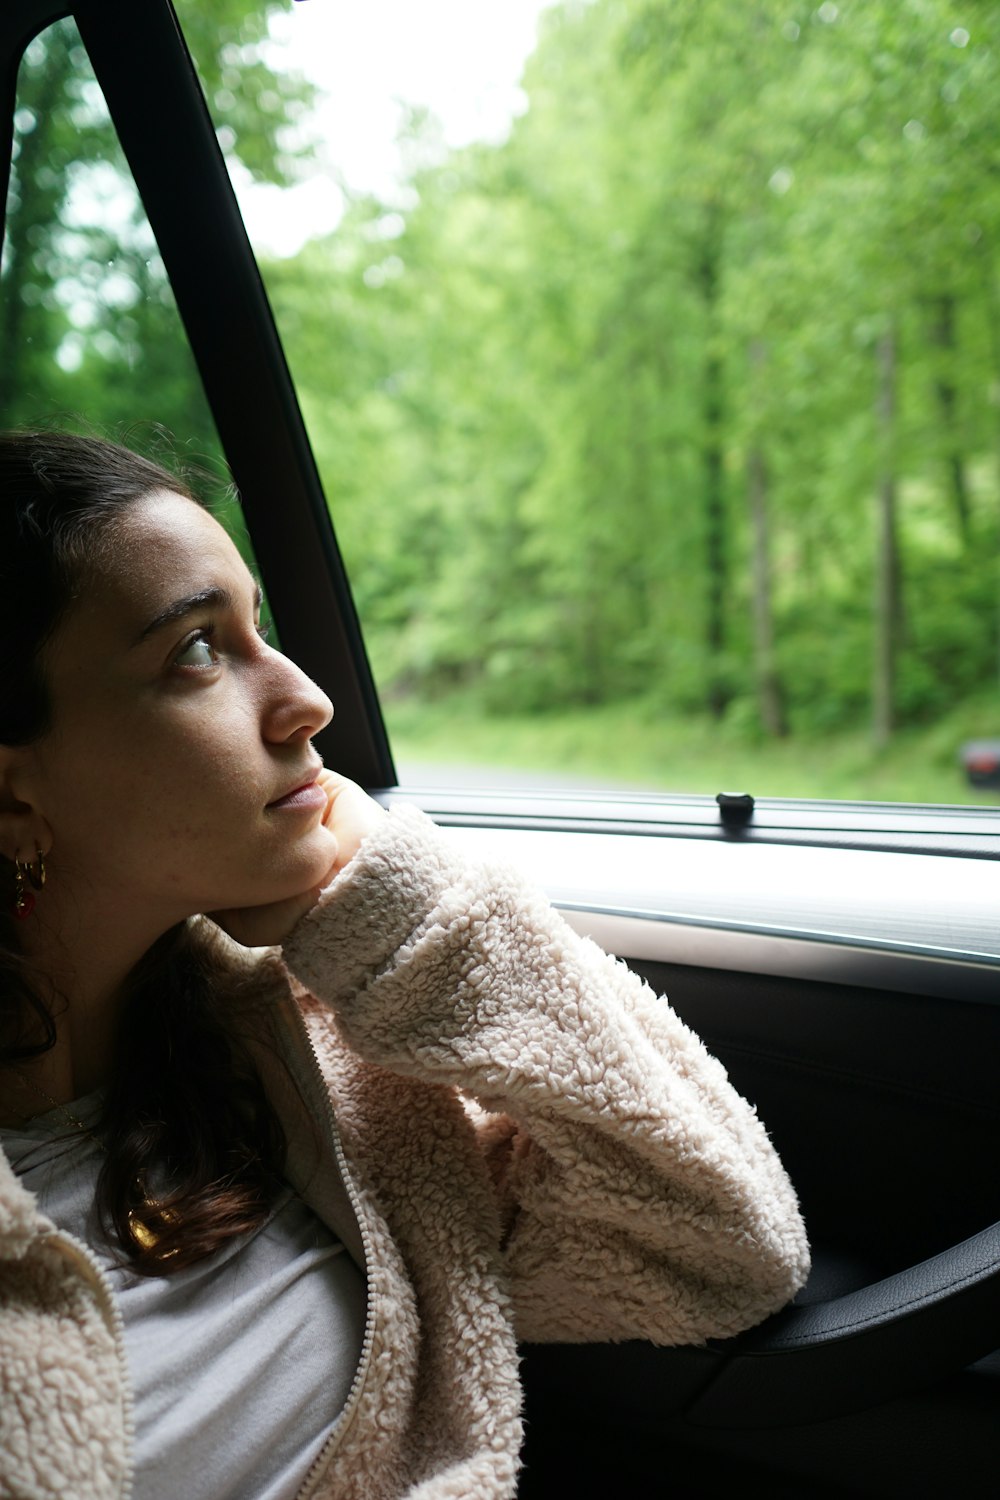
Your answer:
[21,489,338,927]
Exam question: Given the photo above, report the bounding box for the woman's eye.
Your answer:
[174,630,219,669]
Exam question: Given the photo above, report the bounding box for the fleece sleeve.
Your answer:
[280,805,810,1346]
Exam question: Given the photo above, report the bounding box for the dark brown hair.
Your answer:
[0,430,285,1273]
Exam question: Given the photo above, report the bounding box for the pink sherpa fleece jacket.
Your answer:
[0,806,809,1499]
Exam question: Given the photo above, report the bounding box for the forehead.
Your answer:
[39,489,256,716]
[43,489,255,681]
[108,489,247,588]
[88,489,251,615]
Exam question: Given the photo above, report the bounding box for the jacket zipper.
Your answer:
[44,1227,136,1500]
[288,1004,379,1500]
[7,1004,374,1500]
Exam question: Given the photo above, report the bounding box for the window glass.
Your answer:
[86,5,1000,801]
[0,16,269,601]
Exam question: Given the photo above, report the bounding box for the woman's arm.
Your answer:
[280,802,810,1346]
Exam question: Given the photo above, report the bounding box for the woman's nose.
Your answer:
[264,653,334,744]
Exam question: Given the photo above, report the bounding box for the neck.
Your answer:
[1,888,179,1123]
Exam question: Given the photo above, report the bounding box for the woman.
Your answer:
[0,430,809,1500]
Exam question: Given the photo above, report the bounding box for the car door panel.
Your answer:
[407,801,1000,1490]
[518,956,1000,1496]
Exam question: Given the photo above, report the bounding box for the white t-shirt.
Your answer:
[2,1094,367,1500]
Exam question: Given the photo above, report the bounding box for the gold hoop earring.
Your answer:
[11,845,46,920]
[27,845,46,891]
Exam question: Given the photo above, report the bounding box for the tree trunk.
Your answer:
[975,245,1000,688]
[747,342,787,737]
[697,208,728,719]
[873,328,901,750]
[928,293,971,546]
[0,34,73,422]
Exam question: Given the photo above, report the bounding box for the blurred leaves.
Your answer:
[6,0,1000,756]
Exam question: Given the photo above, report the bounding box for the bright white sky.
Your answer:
[234,0,555,256]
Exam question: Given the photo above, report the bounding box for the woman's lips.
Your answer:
[267,780,328,813]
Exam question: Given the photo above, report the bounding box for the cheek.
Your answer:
[36,697,329,908]
[42,712,259,859]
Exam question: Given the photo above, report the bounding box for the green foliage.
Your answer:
[0,2,314,583]
[0,3,314,445]
[6,0,1000,797]
[264,0,1000,751]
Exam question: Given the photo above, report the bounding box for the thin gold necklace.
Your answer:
[11,1069,99,1140]
[10,1068,174,1253]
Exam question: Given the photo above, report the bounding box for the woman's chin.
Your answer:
[194,829,341,917]
[305,824,341,877]
[280,832,340,895]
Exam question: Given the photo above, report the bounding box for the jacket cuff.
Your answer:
[280,804,460,1001]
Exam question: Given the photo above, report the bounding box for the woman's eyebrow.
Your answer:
[134,581,263,646]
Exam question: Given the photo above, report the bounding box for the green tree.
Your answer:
[244,0,1000,749]
[0,2,316,448]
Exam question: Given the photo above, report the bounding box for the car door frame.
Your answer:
[1,0,395,788]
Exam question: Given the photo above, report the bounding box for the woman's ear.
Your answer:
[0,748,53,865]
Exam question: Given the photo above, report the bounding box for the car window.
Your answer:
[178,0,1000,807]
[7,3,1000,808]
[0,14,273,624]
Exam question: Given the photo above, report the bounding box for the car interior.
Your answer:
[2,3,998,1495]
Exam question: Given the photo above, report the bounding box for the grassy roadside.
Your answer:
[383,692,1000,805]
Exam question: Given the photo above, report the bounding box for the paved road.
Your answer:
[392,760,658,794]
